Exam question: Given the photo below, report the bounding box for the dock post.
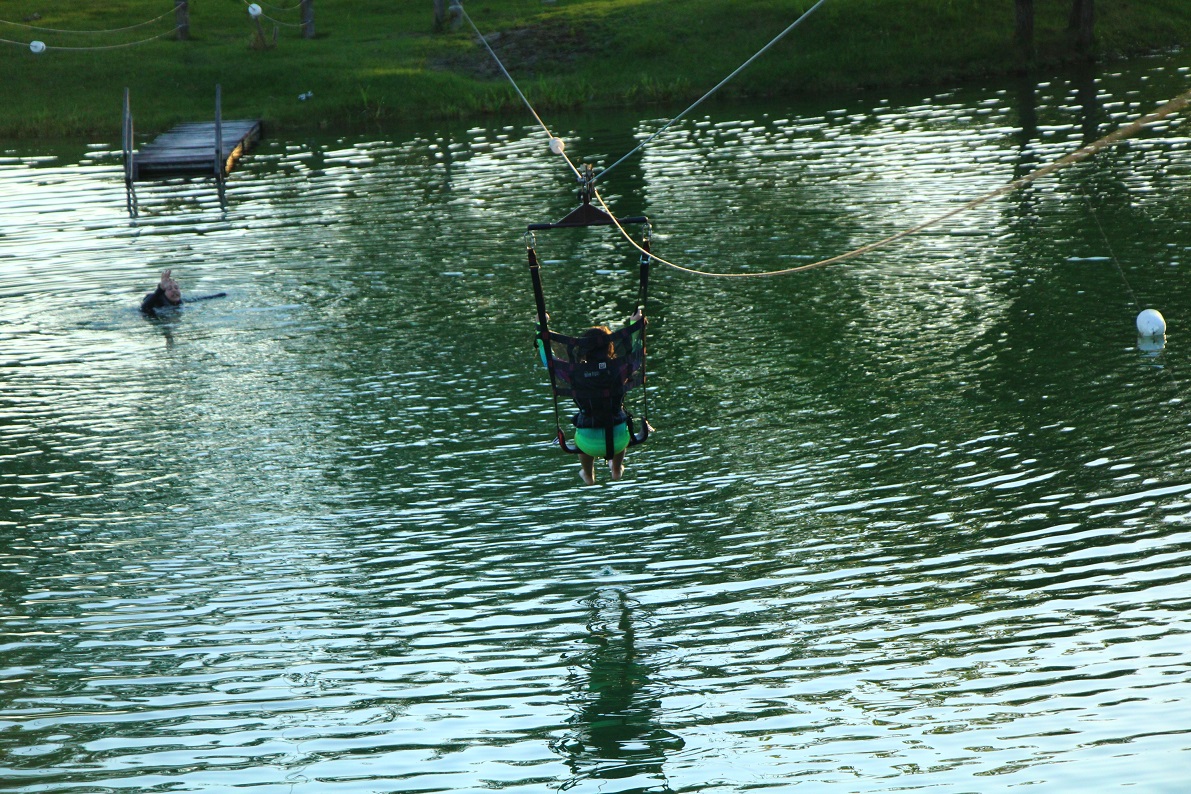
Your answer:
[301,0,315,39]
[175,0,189,41]
[122,88,135,184]
[214,85,227,204]
[122,87,138,216]
[214,84,225,181]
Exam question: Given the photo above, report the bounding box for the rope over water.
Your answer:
[595,0,829,185]
[458,0,1191,279]
[598,86,1191,278]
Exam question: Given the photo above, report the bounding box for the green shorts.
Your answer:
[573,423,630,458]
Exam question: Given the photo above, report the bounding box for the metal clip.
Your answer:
[639,222,653,265]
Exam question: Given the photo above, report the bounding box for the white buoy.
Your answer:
[247,4,263,19]
[549,137,565,155]
[1137,308,1167,338]
[29,40,45,54]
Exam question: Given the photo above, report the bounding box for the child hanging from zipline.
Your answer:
[535,307,648,484]
[569,321,636,485]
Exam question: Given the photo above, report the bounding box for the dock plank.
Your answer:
[132,120,262,180]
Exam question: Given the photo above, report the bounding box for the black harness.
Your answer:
[526,173,653,458]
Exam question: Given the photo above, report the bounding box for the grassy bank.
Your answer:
[2,0,1189,140]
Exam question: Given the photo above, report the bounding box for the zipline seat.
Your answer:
[527,182,654,456]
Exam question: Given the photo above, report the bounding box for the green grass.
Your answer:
[0,0,1188,139]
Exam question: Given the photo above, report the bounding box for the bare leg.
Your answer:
[579,453,596,485]
[609,450,625,481]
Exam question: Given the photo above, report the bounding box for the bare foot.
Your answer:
[579,468,595,486]
[609,459,624,481]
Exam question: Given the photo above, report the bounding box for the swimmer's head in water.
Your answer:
[160,269,182,304]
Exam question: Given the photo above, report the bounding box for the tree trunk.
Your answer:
[175,0,189,41]
[1069,0,1094,52]
[301,0,315,39]
[1014,0,1034,49]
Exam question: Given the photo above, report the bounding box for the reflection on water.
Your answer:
[1,54,1191,792]
[556,588,683,791]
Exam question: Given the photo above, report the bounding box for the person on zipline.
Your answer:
[140,269,226,315]
[570,322,634,485]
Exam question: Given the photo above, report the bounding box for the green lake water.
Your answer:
[1,54,1190,792]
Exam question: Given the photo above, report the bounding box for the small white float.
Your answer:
[1136,308,1166,338]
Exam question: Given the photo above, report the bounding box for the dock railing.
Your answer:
[122,88,135,185]
[214,84,225,181]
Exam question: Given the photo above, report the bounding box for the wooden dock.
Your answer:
[130,119,262,181]
[123,86,262,183]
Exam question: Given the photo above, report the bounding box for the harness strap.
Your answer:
[527,239,572,450]
[528,223,655,455]
[631,229,653,446]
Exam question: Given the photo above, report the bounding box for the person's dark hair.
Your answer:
[577,325,614,362]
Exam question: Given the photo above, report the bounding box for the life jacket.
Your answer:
[570,359,631,428]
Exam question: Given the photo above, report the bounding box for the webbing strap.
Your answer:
[632,234,652,445]
[527,243,570,447]
[528,224,655,454]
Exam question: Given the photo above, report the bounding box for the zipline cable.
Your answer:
[455,0,828,206]
[454,2,582,181]
[459,0,1191,279]
[595,0,829,185]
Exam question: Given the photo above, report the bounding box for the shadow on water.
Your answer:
[554,588,684,793]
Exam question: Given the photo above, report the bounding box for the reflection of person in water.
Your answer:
[555,588,682,790]
[140,269,226,316]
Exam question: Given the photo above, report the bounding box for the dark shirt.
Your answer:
[571,359,630,428]
[140,287,181,315]
[140,288,227,315]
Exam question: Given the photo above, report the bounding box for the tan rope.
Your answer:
[596,85,1191,278]
[0,9,174,34]
[244,0,305,11]
[1,26,182,51]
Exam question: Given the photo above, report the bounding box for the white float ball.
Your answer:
[29,40,45,54]
[247,4,263,18]
[1137,308,1166,338]
[549,137,565,155]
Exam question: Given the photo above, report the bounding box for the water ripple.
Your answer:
[2,56,1191,792]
